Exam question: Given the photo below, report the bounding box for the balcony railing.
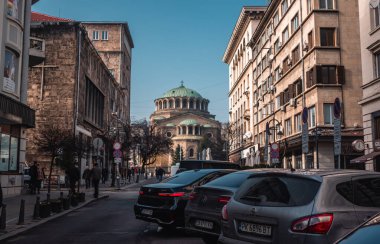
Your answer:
[29,37,45,66]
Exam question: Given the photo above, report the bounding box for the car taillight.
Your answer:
[139,190,144,195]
[222,205,228,221]
[218,196,231,204]
[158,192,185,197]
[189,192,198,201]
[291,213,334,234]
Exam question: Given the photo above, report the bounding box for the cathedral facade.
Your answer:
[150,83,221,170]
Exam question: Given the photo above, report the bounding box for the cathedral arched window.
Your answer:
[189,148,194,158]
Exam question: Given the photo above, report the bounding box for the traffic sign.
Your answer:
[113,149,122,158]
[114,158,122,164]
[113,142,121,150]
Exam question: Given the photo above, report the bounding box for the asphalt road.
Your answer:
[4,185,204,244]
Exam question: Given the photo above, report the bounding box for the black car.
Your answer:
[185,170,255,243]
[335,212,380,244]
[176,160,240,174]
[134,169,236,229]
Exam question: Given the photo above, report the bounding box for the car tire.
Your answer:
[202,236,218,244]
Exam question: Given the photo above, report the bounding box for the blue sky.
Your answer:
[32,0,268,122]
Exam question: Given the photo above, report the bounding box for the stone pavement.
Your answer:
[0,175,157,241]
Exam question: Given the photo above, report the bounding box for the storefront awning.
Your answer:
[350,151,380,163]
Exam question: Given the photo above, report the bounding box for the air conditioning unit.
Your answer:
[289,98,296,107]
[287,58,292,66]
[270,85,275,92]
[280,105,286,112]
[303,42,309,51]
[268,54,274,62]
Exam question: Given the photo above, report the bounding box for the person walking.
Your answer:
[157,167,165,182]
[127,168,132,183]
[36,165,45,194]
[91,163,102,198]
[29,161,38,194]
[82,166,91,189]
[68,163,80,194]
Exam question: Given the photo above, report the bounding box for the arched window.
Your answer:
[163,100,167,109]
[182,98,187,108]
[159,101,162,110]
[188,126,193,135]
[189,148,194,158]
[175,99,180,108]
[169,100,173,108]
[189,100,194,109]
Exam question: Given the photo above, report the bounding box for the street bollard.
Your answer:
[0,204,6,230]
[33,196,40,220]
[17,199,25,225]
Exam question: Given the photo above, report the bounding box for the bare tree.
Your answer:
[131,120,173,171]
[34,125,72,194]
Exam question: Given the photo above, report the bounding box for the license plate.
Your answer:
[141,208,153,216]
[239,221,272,236]
[194,219,214,230]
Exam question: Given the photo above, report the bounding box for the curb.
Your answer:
[0,195,109,241]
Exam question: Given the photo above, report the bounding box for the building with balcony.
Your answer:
[353,0,380,171]
[26,12,133,179]
[0,0,38,196]
[224,0,364,169]
[150,83,222,170]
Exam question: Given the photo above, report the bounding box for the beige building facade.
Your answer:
[0,0,38,196]
[355,0,380,171]
[225,0,364,169]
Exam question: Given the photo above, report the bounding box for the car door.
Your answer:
[352,175,380,224]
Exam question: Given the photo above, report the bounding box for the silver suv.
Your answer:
[219,170,380,244]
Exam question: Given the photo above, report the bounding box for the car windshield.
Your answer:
[205,172,250,188]
[235,175,321,207]
[161,171,210,185]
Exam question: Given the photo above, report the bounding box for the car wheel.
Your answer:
[202,236,218,244]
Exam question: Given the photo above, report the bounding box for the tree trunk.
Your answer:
[48,156,54,195]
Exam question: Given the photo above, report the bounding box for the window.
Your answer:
[294,79,302,96]
[0,125,20,172]
[3,49,19,95]
[375,52,380,79]
[308,31,314,48]
[295,113,302,132]
[273,11,279,27]
[274,39,281,54]
[292,45,300,63]
[309,106,316,128]
[319,0,333,10]
[85,77,104,127]
[307,0,312,14]
[7,0,23,21]
[189,148,194,158]
[275,96,281,110]
[291,14,299,34]
[323,103,334,125]
[93,31,99,40]
[275,67,281,81]
[374,116,380,140]
[101,31,108,40]
[166,131,172,138]
[282,27,289,43]
[320,28,335,46]
[281,0,289,15]
[372,5,380,28]
[285,119,292,136]
[321,66,337,84]
[283,57,290,73]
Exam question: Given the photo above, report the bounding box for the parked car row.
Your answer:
[134,168,380,244]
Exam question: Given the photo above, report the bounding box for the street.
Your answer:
[3,185,203,244]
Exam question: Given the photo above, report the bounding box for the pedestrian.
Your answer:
[82,166,91,189]
[91,163,102,198]
[29,161,38,194]
[36,165,45,194]
[127,168,132,183]
[155,167,159,181]
[157,167,165,182]
[101,167,108,184]
[68,163,80,194]
[110,163,116,187]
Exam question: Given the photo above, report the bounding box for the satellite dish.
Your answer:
[268,54,274,60]
[370,0,379,8]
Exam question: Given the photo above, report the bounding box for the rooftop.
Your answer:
[31,12,74,22]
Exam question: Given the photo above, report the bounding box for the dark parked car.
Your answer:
[134,169,236,229]
[335,212,380,244]
[185,170,260,243]
[176,160,240,174]
[219,169,380,244]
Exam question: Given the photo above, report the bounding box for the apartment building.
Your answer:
[82,22,134,123]
[223,6,266,164]
[225,0,364,169]
[353,0,380,171]
[0,0,38,196]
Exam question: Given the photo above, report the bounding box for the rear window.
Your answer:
[162,171,209,185]
[235,175,321,207]
[205,172,250,188]
[337,177,380,207]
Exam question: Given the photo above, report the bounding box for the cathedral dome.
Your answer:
[161,83,202,99]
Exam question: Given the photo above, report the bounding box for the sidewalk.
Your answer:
[0,175,156,241]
